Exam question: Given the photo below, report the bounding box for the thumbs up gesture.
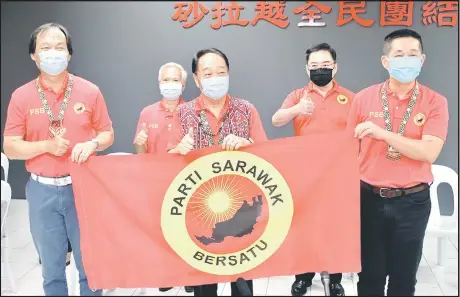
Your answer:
[46,128,70,156]
[295,91,315,116]
[134,122,149,146]
[177,127,194,155]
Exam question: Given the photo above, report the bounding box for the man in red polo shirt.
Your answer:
[133,62,187,155]
[133,61,193,294]
[347,29,449,296]
[272,43,352,297]
[3,23,114,296]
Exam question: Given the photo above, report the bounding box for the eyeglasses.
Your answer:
[307,63,336,70]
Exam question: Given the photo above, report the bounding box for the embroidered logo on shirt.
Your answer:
[413,113,426,126]
[336,95,348,105]
[73,102,85,114]
[149,124,159,129]
[369,111,384,118]
[29,108,45,115]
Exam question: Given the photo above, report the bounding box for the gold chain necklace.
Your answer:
[35,74,74,137]
[381,80,419,161]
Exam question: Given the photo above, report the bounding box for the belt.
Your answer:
[31,173,72,186]
[361,181,430,198]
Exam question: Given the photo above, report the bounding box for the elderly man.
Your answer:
[272,42,352,296]
[348,29,449,296]
[3,23,114,296]
[134,62,187,155]
[133,62,193,294]
[168,48,267,296]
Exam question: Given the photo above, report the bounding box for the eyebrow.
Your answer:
[310,60,333,64]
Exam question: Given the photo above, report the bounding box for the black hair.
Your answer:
[383,29,423,54]
[305,43,337,64]
[192,48,229,74]
[29,23,73,55]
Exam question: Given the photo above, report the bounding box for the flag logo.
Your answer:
[161,151,294,275]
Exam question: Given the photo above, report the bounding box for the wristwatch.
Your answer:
[90,138,100,150]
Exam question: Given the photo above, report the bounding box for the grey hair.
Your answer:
[158,62,187,85]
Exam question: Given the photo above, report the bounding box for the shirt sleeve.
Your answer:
[280,90,300,110]
[422,95,449,142]
[167,109,183,151]
[91,89,113,132]
[4,92,26,137]
[249,105,268,142]
[134,109,147,143]
[346,92,364,134]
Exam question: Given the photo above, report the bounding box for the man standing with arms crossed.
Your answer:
[348,29,449,296]
[133,62,193,294]
[272,43,353,296]
[3,23,114,296]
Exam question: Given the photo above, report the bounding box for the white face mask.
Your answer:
[159,82,182,100]
[38,49,68,76]
[200,76,229,100]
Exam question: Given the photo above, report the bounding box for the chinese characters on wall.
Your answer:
[171,1,459,29]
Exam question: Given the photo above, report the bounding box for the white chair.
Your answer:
[427,164,458,266]
[1,152,9,181]
[1,180,17,293]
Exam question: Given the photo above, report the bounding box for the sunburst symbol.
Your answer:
[188,175,248,229]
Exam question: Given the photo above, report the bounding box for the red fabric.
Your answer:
[70,131,360,290]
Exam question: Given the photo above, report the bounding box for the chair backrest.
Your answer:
[1,180,12,234]
[1,152,9,182]
[428,164,458,229]
[107,152,133,156]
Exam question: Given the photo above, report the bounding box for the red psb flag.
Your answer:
[70,131,360,289]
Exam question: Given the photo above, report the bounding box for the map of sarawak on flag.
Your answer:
[70,131,360,289]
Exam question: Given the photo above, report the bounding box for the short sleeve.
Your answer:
[4,92,27,137]
[346,92,364,133]
[422,95,449,142]
[280,90,300,110]
[249,105,268,142]
[167,109,183,151]
[134,108,148,143]
[91,90,113,132]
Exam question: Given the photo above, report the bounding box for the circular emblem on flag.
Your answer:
[413,113,426,126]
[336,95,348,104]
[73,102,85,114]
[161,151,294,275]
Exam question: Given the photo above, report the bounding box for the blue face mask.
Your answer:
[38,49,69,76]
[387,56,422,83]
[200,76,229,100]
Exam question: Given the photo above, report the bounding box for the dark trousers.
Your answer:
[357,184,431,296]
[194,280,253,296]
[295,272,342,284]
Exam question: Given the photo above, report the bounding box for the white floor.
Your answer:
[1,200,458,296]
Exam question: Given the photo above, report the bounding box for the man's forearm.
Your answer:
[383,131,439,163]
[3,139,49,160]
[95,130,114,151]
[272,107,298,127]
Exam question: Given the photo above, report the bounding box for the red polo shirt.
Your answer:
[134,98,184,154]
[4,73,113,177]
[280,81,355,135]
[347,80,449,188]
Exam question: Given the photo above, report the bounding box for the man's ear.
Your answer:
[193,74,201,90]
